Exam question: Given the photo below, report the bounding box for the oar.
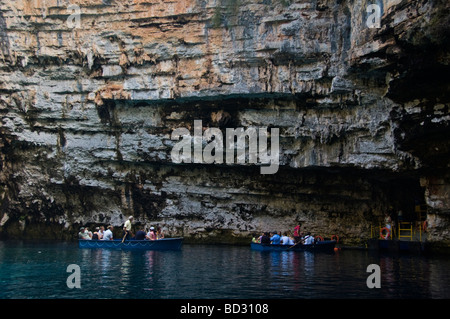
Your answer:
[288,241,302,250]
[121,231,127,243]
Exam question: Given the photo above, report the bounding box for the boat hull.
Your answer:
[79,238,183,251]
[251,240,336,252]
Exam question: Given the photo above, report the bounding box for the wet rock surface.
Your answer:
[0,0,449,248]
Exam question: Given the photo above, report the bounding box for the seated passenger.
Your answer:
[78,227,91,240]
[135,227,146,240]
[146,227,156,240]
[156,227,164,239]
[98,226,105,239]
[102,225,114,240]
[280,232,292,245]
[252,233,262,243]
[270,231,281,245]
[288,234,295,245]
[92,228,99,240]
[86,227,93,239]
[92,226,104,240]
[303,232,314,245]
[260,232,271,244]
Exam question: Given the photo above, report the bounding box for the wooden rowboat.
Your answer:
[251,240,336,252]
[78,238,183,251]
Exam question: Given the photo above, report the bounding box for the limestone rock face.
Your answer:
[0,0,449,247]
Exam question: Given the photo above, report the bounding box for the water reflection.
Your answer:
[0,242,449,299]
[118,252,131,295]
[142,250,158,295]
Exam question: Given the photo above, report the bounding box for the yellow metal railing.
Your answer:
[371,220,427,242]
[398,222,413,241]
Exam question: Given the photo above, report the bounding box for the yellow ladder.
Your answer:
[398,222,413,241]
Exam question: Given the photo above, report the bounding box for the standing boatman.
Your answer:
[122,216,134,241]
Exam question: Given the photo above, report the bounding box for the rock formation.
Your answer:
[0,0,449,249]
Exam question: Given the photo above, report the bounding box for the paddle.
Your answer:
[288,240,302,250]
[121,231,127,243]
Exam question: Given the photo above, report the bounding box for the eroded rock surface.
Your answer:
[0,0,449,247]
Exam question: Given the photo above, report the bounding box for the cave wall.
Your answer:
[0,0,449,246]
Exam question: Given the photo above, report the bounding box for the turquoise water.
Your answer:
[0,240,449,299]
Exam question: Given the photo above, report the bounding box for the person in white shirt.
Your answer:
[102,225,114,240]
[123,216,134,240]
[78,227,91,240]
[303,232,314,245]
[280,232,291,245]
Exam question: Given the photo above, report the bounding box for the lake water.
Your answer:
[0,240,449,300]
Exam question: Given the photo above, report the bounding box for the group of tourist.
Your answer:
[252,225,315,246]
[78,216,164,241]
[78,225,114,240]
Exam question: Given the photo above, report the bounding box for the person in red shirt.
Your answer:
[293,225,301,243]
